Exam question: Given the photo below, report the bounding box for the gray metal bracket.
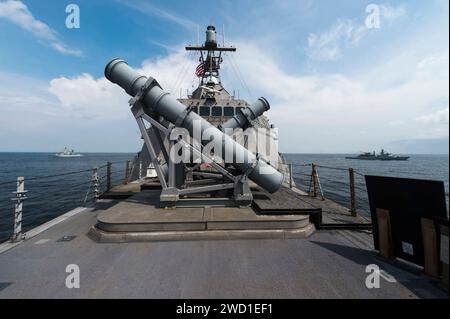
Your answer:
[174,105,193,127]
[135,116,168,189]
[127,80,255,206]
[233,175,253,206]
[176,138,237,182]
[128,76,160,107]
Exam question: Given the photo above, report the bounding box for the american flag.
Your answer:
[195,62,205,77]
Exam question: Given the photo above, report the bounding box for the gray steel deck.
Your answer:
[0,201,446,298]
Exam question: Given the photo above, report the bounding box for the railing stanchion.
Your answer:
[106,161,112,191]
[11,176,27,242]
[312,163,318,197]
[92,167,99,201]
[289,164,293,188]
[349,168,357,217]
[123,160,130,185]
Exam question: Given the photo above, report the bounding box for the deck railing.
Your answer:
[1,159,371,243]
[286,163,371,217]
[0,160,133,243]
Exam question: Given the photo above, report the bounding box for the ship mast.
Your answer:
[185,25,236,85]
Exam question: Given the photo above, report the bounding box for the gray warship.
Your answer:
[0,26,447,299]
[346,149,410,161]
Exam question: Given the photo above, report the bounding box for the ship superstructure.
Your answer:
[123,25,286,207]
[180,26,255,126]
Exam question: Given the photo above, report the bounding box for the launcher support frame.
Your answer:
[129,84,253,207]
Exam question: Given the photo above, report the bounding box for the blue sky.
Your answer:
[0,0,448,153]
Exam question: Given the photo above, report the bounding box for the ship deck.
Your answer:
[0,186,447,299]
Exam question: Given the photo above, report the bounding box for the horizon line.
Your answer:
[0,151,448,156]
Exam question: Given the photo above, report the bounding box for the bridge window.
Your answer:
[199,106,210,116]
[192,106,198,114]
[236,106,244,114]
[212,106,222,117]
[224,107,234,117]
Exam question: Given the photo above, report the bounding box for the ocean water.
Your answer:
[284,153,449,216]
[0,152,135,242]
[0,152,448,242]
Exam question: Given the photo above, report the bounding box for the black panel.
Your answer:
[365,175,448,266]
[212,106,222,116]
[199,106,210,116]
[224,106,234,117]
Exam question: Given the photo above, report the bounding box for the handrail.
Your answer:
[286,162,370,217]
[0,159,133,243]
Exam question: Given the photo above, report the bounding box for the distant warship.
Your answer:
[346,149,409,161]
[55,147,83,158]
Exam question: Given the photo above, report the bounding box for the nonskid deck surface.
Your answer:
[0,201,446,298]
[252,185,371,225]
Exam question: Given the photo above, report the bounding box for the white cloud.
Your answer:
[0,70,140,152]
[0,71,68,144]
[50,42,83,57]
[139,49,198,93]
[0,0,82,56]
[380,4,406,20]
[306,4,406,61]
[117,0,196,30]
[416,108,449,124]
[48,48,197,120]
[417,51,449,69]
[48,74,129,120]
[222,41,449,151]
[306,19,366,61]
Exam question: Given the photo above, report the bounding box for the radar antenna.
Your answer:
[185,25,236,85]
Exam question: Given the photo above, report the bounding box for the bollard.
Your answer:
[123,160,130,185]
[11,177,27,242]
[288,164,293,189]
[349,168,357,217]
[106,161,112,191]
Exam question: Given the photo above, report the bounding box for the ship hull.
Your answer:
[345,157,409,161]
[54,154,83,158]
